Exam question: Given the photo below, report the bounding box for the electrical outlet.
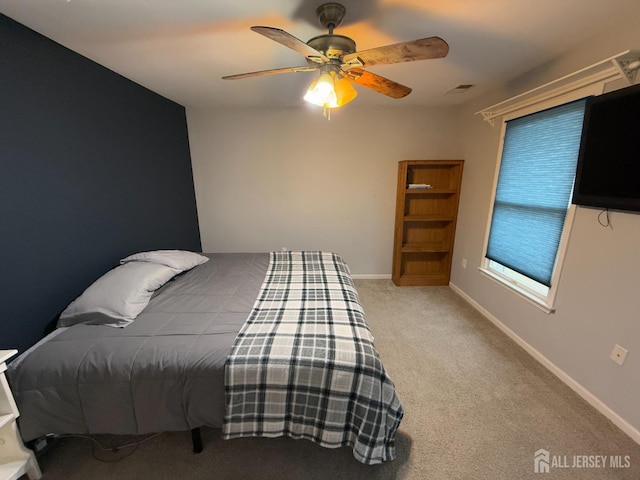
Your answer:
[610,344,628,366]
[461,258,467,269]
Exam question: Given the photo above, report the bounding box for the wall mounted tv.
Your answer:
[572,82,640,213]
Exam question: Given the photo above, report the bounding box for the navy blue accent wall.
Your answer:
[0,14,202,353]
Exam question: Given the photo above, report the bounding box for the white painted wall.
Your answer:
[451,23,640,440]
[186,106,462,274]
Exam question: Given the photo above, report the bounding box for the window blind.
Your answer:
[486,99,587,287]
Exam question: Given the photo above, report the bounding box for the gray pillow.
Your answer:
[120,250,209,271]
[58,261,180,328]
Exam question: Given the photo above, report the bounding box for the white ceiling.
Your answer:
[2,0,639,109]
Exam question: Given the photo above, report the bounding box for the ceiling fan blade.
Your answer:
[222,66,318,80]
[346,69,412,99]
[251,26,329,64]
[343,36,449,67]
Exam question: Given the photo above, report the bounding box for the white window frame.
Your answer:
[480,83,606,314]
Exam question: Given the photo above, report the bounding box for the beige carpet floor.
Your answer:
[32,281,639,479]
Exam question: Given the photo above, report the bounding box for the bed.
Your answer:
[7,251,403,465]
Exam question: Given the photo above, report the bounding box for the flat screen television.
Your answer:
[572,82,640,212]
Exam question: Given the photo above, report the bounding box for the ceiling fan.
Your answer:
[222,2,449,114]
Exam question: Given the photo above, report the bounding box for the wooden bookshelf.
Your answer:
[392,160,464,286]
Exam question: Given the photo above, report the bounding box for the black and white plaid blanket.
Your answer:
[222,251,404,464]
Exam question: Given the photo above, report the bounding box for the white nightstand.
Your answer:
[0,350,41,480]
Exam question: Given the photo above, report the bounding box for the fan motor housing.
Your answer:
[307,34,356,60]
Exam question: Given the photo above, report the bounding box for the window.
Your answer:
[481,98,588,313]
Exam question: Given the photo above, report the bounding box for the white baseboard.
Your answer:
[449,282,640,446]
[350,274,392,280]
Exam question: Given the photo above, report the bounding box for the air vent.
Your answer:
[446,84,476,94]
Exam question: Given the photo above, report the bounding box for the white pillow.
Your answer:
[58,261,180,328]
[120,250,208,271]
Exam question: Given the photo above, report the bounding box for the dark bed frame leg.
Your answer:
[191,427,203,454]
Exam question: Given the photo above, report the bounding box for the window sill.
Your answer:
[479,267,555,314]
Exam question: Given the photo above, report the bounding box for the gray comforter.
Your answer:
[8,253,269,441]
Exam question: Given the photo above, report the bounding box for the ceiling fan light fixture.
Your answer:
[333,75,357,107]
[303,69,357,111]
[303,71,337,108]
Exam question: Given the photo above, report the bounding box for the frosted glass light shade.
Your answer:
[304,71,357,108]
[333,76,357,107]
[304,72,337,107]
